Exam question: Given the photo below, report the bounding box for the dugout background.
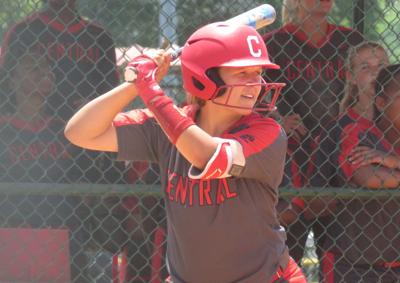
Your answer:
[0,0,399,282]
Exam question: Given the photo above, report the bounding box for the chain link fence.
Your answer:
[0,0,399,282]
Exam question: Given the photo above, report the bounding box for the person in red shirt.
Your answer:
[374,64,400,153]
[311,42,400,282]
[0,0,118,120]
[65,22,307,282]
[263,0,365,268]
[0,50,90,282]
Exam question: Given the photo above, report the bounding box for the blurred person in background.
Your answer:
[0,0,118,120]
[263,0,365,267]
[0,2,134,280]
[0,50,89,282]
[0,0,123,185]
[311,42,400,282]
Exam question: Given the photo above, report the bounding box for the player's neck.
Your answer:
[197,105,242,136]
[352,102,374,121]
[299,17,329,44]
[45,6,80,26]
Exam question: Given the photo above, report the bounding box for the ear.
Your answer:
[375,96,386,113]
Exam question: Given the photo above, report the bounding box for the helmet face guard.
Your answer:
[210,79,286,113]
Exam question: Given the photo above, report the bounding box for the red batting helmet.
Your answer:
[180,22,284,111]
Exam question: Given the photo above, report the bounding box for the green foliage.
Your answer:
[0,0,43,39]
[369,0,400,61]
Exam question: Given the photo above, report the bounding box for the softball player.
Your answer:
[65,22,306,283]
[263,0,365,268]
[312,43,400,282]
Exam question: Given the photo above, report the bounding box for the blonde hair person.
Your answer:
[282,0,299,24]
[263,0,364,272]
[282,0,336,41]
[310,63,400,283]
[340,41,388,114]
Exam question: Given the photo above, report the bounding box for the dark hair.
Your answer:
[375,63,400,98]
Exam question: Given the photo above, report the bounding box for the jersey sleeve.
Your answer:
[113,109,169,163]
[223,116,287,187]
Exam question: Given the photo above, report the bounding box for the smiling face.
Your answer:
[349,47,389,99]
[211,66,263,115]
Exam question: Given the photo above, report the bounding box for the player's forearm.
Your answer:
[176,126,219,169]
[144,95,218,169]
[65,82,138,144]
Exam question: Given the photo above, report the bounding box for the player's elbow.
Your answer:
[64,123,80,146]
[64,121,91,148]
[190,153,212,170]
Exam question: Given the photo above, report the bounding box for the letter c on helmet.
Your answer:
[246,35,262,58]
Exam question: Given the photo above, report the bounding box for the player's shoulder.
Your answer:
[82,18,112,36]
[82,18,104,30]
[333,110,368,139]
[226,113,286,152]
[338,109,363,127]
[331,24,358,34]
[239,112,282,128]
[4,11,43,34]
[330,24,364,45]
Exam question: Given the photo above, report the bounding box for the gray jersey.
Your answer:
[114,105,287,283]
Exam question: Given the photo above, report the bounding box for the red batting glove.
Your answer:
[125,55,194,144]
[126,55,163,104]
[126,54,157,82]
